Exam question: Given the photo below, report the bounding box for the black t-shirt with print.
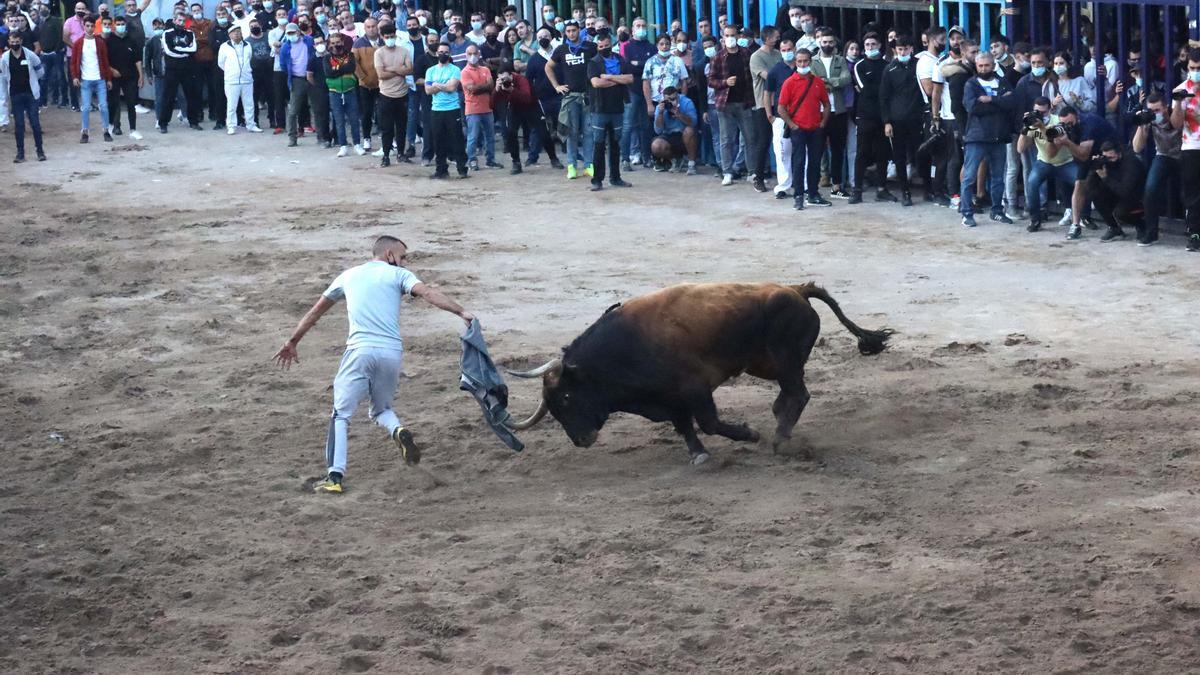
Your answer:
[550,40,596,93]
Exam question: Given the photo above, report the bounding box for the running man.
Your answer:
[273,235,474,494]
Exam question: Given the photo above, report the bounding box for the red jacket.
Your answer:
[495,72,535,108]
[778,72,826,131]
[69,36,112,82]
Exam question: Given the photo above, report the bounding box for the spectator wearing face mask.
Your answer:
[280,21,314,145]
[465,11,486,45]
[1170,48,1200,252]
[246,19,276,129]
[186,4,223,129]
[618,16,653,170]
[306,33,333,146]
[36,3,65,108]
[424,41,469,178]
[525,28,564,169]
[373,22,412,167]
[461,43,501,170]
[494,60,558,173]
[268,7,290,132]
[1,31,45,162]
[63,2,89,110]
[322,31,364,156]
[779,48,831,209]
[538,4,560,41]
[351,16,381,152]
[708,24,757,187]
[1131,92,1179,246]
[765,37,797,198]
[879,35,924,206]
[650,84,698,173]
[746,26,780,193]
[586,32,633,191]
[103,16,144,139]
[848,32,891,204]
[810,28,850,199]
[69,23,113,143]
[547,19,596,179]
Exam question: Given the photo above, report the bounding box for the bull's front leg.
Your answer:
[671,416,711,466]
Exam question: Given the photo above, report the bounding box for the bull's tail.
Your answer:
[792,283,895,356]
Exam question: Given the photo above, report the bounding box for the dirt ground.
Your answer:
[3,107,1200,674]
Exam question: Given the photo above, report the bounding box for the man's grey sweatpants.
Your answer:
[325,346,404,476]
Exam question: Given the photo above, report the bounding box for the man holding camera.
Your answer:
[650,84,699,173]
[1051,105,1118,240]
[1171,47,1200,252]
[1131,93,1180,246]
[1083,141,1146,243]
[959,52,1015,228]
[1018,97,1076,232]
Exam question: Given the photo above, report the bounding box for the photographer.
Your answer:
[1052,105,1118,240]
[650,84,699,173]
[1083,141,1145,243]
[1018,97,1076,232]
[1170,47,1200,252]
[1131,93,1180,246]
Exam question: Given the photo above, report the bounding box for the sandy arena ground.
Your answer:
[2,107,1200,673]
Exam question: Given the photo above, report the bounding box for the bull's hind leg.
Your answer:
[691,392,760,443]
[771,378,812,453]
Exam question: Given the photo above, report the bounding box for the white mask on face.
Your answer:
[724,36,736,48]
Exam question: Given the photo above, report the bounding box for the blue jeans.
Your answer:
[328,90,362,147]
[406,88,425,146]
[960,142,1007,217]
[717,104,754,175]
[79,79,110,131]
[590,111,623,183]
[1144,154,1179,228]
[10,91,43,154]
[561,95,594,166]
[465,111,495,163]
[1025,160,1078,219]
[39,51,66,106]
[620,90,649,161]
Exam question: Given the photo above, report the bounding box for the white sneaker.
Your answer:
[1058,208,1073,226]
[721,173,733,186]
[247,125,263,133]
[630,153,641,166]
[135,104,150,114]
[129,130,143,140]
[371,148,384,157]
[227,126,236,135]
[336,145,348,157]
[353,144,365,156]
[362,137,371,150]
[177,111,185,122]
[154,121,160,130]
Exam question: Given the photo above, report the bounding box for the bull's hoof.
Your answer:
[747,429,761,443]
[689,452,711,466]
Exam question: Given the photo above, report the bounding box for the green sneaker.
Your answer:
[566,164,577,180]
[584,163,594,178]
[313,473,343,494]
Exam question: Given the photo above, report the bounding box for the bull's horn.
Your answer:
[505,358,562,379]
[504,398,550,431]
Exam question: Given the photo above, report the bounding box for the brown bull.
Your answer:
[505,282,893,464]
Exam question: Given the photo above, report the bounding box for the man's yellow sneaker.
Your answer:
[314,474,343,494]
[566,164,578,179]
[393,426,421,466]
[584,163,594,178]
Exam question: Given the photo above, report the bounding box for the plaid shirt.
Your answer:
[706,47,754,111]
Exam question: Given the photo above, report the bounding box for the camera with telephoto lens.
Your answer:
[1022,110,1042,131]
[1172,89,1195,102]
[1088,154,1109,172]
[1131,109,1155,126]
[1044,124,1068,141]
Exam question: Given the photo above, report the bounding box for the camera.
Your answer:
[1131,109,1155,126]
[1044,124,1068,141]
[1172,89,1194,102]
[1088,154,1110,172]
[1022,110,1043,131]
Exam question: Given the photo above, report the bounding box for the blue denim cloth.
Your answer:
[717,104,754,175]
[1144,154,1179,228]
[10,91,44,153]
[39,51,66,106]
[590,111,623,131]
[1025,160,1078,219]
[561,95,594,166]
[406,88,425,145]
[705,108,720,167]
[844,118,857,188]
[79,79,110,131]
[465,111,495,163]
[960,142,1008,217]
[619,89,649,161]
[328,90,362,146]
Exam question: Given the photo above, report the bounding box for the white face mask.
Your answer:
[724,36,737,49]
[790,16,802,29]
[315,43,326,53]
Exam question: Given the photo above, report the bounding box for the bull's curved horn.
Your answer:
[505,358,562,379]
[504,398,550,430]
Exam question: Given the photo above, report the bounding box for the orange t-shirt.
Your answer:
[460,64,493,115]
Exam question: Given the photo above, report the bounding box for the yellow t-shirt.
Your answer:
[1025,114,1074,166]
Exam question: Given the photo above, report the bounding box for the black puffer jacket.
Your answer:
[879,58,925,123]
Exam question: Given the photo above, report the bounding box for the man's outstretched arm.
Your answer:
[411,283,475,325]
[273,295,337,369]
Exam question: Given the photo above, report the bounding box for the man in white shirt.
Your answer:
[273,235,475,494]
[217,24,261,133]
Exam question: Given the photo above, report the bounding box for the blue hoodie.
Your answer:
[279,33,315,90]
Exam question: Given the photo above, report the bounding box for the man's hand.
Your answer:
[72,78,80,87]
[307,73,314,83]
[460,310,475,325]
[978,95,992,103]
[884,122,893,138]
[1052,135,1068,147]
[1114,80,1124,95]
[273,341,300,369]
[138,75,145,88]
[1095,164,1107,179]
[725,75,736,87]
[554,83,569,94]
[106,80,112,90]
[647,101,655,115]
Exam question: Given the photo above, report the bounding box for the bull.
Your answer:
[503,282,893,464]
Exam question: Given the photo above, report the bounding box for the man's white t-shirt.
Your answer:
[323,260,421,350]
[915,50,938,105]
[81,38,102,81]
